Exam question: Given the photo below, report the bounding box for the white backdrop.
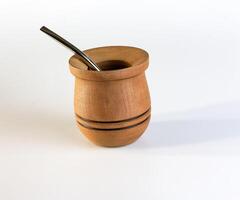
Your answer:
[1,0,240,199]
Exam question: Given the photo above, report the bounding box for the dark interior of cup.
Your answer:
[97,60,131,71]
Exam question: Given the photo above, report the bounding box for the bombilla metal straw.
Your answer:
[40,26,101,71]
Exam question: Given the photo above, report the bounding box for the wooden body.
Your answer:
[69,46,151,147]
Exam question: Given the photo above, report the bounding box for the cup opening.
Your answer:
[69,46,149,81]
[97,60,131,71]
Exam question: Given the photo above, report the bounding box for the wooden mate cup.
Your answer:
[69,46,151,147]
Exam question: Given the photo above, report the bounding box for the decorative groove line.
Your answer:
[77,116,150,131]
[75,107,151,124]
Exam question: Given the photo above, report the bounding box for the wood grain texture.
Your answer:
[69,46,151,147]
[77,117,150,147]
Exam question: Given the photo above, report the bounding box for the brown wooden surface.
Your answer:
[69,46,151,147]
[75,108,151,129]
[77,117,151,147]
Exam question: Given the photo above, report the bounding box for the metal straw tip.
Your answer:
[40,26,48,32]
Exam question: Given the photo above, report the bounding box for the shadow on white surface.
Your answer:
[0,108,93,150]
[132,101,240,148]
[137,119,240,147]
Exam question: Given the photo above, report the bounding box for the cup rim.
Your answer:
[69,46,149,81]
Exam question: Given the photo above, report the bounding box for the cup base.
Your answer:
[76,116,150,147]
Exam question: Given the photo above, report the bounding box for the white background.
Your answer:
[1,0,240,199]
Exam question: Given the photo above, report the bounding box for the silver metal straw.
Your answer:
[40,26,101,71]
